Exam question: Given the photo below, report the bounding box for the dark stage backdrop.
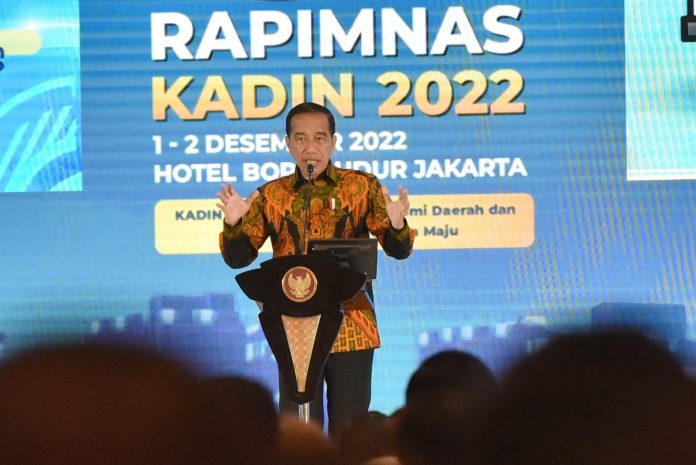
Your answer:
[1,0,695,412]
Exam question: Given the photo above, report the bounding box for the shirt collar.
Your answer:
[292,161,338,190]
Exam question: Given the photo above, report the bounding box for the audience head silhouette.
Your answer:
[476,331,689,465]
[0,345,202,465]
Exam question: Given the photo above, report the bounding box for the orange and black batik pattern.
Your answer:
[220,162,414,353]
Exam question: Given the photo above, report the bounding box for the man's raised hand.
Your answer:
[382,185,409,230]
[216,183,259,227]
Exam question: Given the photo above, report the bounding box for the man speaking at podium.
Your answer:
[217,102,415,434]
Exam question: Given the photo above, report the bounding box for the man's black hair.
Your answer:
[285,102,336,136]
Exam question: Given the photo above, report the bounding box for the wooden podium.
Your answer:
[235,254,367,420]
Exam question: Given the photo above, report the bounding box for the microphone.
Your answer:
[301,164,314,254]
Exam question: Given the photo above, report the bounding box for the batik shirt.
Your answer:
[219,162,415,353]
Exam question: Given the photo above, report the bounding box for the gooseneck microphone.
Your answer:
[301,164,314,254]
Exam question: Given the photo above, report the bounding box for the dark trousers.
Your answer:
[279,349,374,436]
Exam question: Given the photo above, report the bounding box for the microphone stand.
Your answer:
[299,164,314,424]
[301,164,314,255]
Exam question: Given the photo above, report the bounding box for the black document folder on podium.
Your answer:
[308,238,377,280]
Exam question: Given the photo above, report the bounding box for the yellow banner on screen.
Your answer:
[403,193,534,249]
[154,193,534,255]
[0,30,42,55]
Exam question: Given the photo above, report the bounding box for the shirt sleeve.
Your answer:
[218,188,269,268]
[364,175,415,260]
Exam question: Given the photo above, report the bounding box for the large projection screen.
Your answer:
[0,0,695,413]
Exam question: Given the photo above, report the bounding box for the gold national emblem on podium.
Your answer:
[282,267,318,302]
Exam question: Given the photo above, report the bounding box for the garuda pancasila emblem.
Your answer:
[282,267,318,302]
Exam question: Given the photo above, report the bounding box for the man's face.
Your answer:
[286,112,336,179]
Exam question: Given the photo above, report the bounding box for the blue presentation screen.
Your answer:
[0,0,695,412]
